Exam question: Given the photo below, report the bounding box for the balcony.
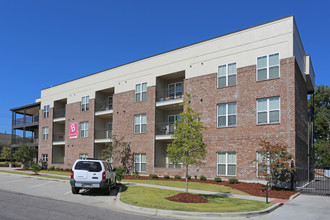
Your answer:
[156,84,184,109]
[13,115,39,128]
[95,99,113,116]
[53,109,65,122]
[94,129,112,143]
[53,132,65,144]
[155,122,176,140]
[13,137,38,145]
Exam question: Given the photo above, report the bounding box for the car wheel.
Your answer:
[71,187,79,194]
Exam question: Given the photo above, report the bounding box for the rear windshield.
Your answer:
[74,161,102,172]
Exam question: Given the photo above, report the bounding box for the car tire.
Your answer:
[104,184,111,195]
[71,187,79,194]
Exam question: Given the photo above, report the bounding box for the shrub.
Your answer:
[199,175,207,181]
[174,174,181,179]
[55,167,61,171]
[132,173,140,178]
[164,175,170,179]
[64,168,70,172]
[187,174,191,180]
[32,163,41,174]
[149,174,158,179]
[114,166,126,182]
[214,177,222,182]
[228,177,238,184]
[48,166,55,171]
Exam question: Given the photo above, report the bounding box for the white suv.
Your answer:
[70,158,116,194]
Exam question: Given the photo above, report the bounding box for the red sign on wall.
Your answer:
[70,122,77,139]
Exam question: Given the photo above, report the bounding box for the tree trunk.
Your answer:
[185,165,188,193]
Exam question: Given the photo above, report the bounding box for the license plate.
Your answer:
[75,183,99,188]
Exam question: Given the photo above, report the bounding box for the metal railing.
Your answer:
[95,99,113,112]
[14,115,39,126]
[94,129,113,139]
[13,137,38,145]
[53,132,65,142]
[53,108,65,118]
[156,88,184,102]
[155,122,177,135]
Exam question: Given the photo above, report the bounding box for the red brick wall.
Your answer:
[38,108,53,166]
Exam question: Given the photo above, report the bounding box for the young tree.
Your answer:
[1,145,11,163]
[167,93,207,193]
[101,136,133,173]
[308,85,330,167]
[13,144,36,168]
[258,140,294,188]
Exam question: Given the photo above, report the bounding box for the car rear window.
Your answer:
[74,161,102,172]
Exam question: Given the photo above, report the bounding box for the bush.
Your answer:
[228,177,238,184]
[199,175,207,181]
[114,166,126,182]
[55,167,61,171]
[48,166,55,171]
[149,174,158,179]
[174,174,181,179]
[32,163,41,174]
[132,173,140,178]
[187,174,191,180]
[214,177,222,182]
[64,168,70,172]
[164,175,170,179]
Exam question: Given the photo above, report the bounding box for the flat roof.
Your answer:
[10,102,40,111]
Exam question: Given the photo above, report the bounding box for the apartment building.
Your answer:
[13,16,315,181]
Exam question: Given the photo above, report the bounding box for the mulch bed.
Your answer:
[167,193,208,203]
[124,175,296,200]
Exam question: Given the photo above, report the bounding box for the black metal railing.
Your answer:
[13,137,38,145]
[95,99,113,112]
[53,108,65,118]
[94,129,113,139]
[14,115,39,126]
[155,122,177,135]
[156,88,184,102]
[53,132,65,142]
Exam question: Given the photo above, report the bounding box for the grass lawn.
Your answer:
[0,170,70,180]
[40,170,71,176]
[120,185,272,213]
[123,179,248,195]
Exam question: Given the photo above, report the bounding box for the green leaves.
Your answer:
[13,144,36,168]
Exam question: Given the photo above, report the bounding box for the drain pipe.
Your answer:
[266,181,270,204]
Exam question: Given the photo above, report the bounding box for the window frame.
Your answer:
[168,82,183,98]
[256,97,280,125]
[217,62,237,88]
[43,105,49,118]
[135,82,147,102]
[256,151,270,177]
[42,154,48,162]
[79,153,88,159]
[256,53,280,81]
[217,102,237,127]
[217,152,237,176]
[134,114,147,134]
[166,157,182,168]
[42,127,48,140]
[134,153,146,172]
[81,96,90,111]
[80,121,89,138]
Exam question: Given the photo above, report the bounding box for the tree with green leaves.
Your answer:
[167,93,207,193]
[308,85,330,167]
[258,140,294,188]
[1,145,11,163]
[13,144,36,168]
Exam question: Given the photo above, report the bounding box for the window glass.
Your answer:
[257,99,267,111]
[257,56,267,68]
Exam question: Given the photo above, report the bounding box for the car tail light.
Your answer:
[71,171,74,178]
[102,171,106,179]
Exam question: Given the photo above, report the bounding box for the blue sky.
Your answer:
[0,0,329,134]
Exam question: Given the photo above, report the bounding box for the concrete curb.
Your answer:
[116,186,283,218]
[0,170,69,183]
[289,192,300,200]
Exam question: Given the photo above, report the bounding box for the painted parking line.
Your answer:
[28,181,53,189]
[64,191,72,195]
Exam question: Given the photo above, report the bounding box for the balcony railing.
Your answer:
[14,115,39,126]
[95,129,113,139]
[53,132,65,142]
[53,108,65,119]
[95,99,113,112]
[13,137,38,145]
[155,122,177,135]
[156,88,184,102]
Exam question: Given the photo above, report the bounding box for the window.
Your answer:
[135,82,147,102]
[217,62,237,87]
[107,122,113,139]
[134,114,146,134]
[256,151,270,177]
[217,102,237,127]
[217,152,237,176]
[80,122,89,137]
[107,96,113,109]
[43,105,49,118]
[134,153,146,172]
[168,114,181,134]
[257,53,280,81]
[168,82,183,98]
[42,127,48,140]
[79,153,88,159]
[42,154,48,162]
[81,96,89,111]
[257,97,280,124]
[166,157,182,168]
